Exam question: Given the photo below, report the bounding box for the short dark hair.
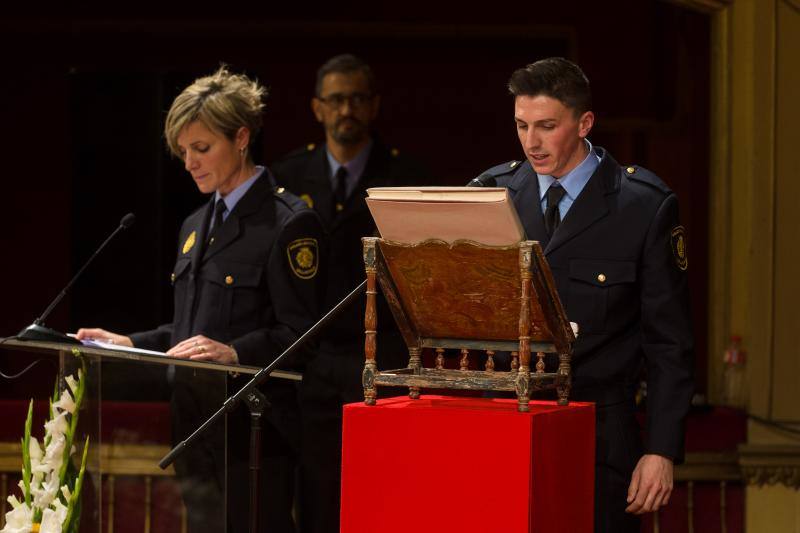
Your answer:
[315,54,376,97]
[508,57,592,116]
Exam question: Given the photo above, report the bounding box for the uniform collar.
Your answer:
[536,139,600,202]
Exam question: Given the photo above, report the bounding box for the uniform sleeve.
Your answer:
[129,324,173,352]
[639,193,694,463]
[230,208,325,370]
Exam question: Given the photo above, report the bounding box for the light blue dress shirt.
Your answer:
[537,140,601,220]
[211,165,265,226]
[326,140,373,200]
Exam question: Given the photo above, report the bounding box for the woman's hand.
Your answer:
[167,335,239,364]
[75,328,133,347]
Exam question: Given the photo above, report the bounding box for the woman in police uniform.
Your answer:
[77,67,324,533]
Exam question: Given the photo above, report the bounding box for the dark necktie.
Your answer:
[544,184,566,237]
[210,198,227,238]
[333,166,348,215]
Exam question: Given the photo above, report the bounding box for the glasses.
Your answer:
[317,92,373,110]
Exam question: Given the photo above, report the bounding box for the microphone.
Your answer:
[17,213,136,344]
[466,173,497,187]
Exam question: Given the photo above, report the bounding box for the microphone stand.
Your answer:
[17,214,135,344]
[159,280,367,533]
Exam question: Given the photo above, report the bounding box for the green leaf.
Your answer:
[62,436,89,533]
[22,399,33,507]
[59,363,86,482]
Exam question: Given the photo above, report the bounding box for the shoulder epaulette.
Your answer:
[280,143,320,161]
[623,165,672,194]
[481,160,523,178]
[273,187,307,212]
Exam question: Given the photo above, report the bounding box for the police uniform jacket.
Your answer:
[128,171,324,445]
[272,139,426,366]
[481,147,694,462]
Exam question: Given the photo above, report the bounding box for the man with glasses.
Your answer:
[272,53,427,533]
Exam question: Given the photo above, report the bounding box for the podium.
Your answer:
[361,238,575,411]
[341,396,595,533]
[0,338,300,533]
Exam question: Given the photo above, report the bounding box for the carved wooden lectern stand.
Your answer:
[361,237,575,412]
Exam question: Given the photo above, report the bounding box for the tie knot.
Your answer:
[215,198,227,217]
[546,183,566,208]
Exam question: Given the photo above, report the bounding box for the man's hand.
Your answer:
[167,335,238,365]
[626,454,674,515]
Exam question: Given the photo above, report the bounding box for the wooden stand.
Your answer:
[361,238,575,412]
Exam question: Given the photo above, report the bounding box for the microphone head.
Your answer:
[466,174,497,187]
[120,213,136,229]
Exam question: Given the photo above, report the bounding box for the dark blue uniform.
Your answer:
[480,147,694,533]
[130,171,325,533]
[272,139,427,533]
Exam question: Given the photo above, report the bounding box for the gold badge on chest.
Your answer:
[182,230,197,254]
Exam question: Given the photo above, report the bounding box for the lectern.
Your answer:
[361,238,575,411]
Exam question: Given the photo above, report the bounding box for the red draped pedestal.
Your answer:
[340,395,595,533]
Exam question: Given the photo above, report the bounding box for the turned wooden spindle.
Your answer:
[435,348,445,369]
[408,346,422,399]
[536,351,545,374]
[362,238,379,406]
[511,351,519,372]
[485,350,495,371]
[459,348,469,370]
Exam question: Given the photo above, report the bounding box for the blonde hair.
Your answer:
[164,66,267,157]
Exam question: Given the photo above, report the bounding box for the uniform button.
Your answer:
[626,166,636,174]
[209,237,215,245]
[510,161,518,168]
[170,273,176,282]
[225,275,234,285]
[276,187,285,194]
[336,203,344,212]
[597,273,607,283]
[306,143,316,151]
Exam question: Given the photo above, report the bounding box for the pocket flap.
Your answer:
[569,259,636,287]
[201,261,263,288]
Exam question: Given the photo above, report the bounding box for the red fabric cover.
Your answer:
[341,395,595,533]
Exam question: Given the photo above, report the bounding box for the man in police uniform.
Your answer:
[477,57,693,533]
[271,54,427,533]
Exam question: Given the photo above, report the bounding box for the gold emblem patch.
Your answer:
[671,226,688,271]
[182,230,196,254]
[287,238,318,279]
[299,194,314,209]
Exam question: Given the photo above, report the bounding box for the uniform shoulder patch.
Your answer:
[670,226,688,271]
[624,164,672,194]
[287,238,319,279]
[182,230,196,254]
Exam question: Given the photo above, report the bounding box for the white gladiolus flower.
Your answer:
[60,485,71,501]
[0,496,33,533]
[29,437,43,461]
[44,412,69,439]
[39,496,69,533]
[52,390,75,415]
[65,374,79,396]
[32,472,61,509]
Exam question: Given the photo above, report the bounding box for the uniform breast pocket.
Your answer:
[567,259,637,334]
[200,261,265,329]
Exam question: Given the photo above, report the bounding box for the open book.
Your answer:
[365,187,525,246]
